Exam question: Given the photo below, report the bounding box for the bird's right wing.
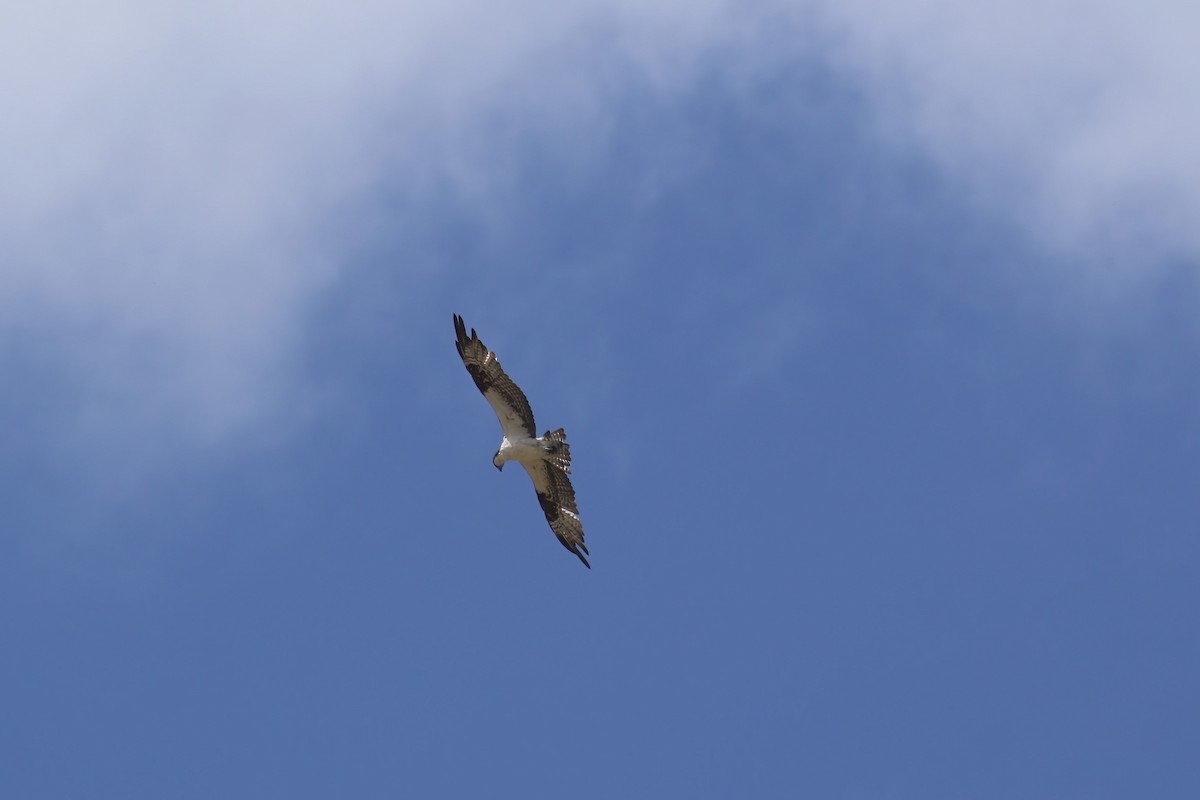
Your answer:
[525,458,590,569]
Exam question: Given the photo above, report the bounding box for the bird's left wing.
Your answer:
[454,314,537,439]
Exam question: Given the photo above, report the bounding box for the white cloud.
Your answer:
[0,1,762,460]
[808,0,1200,264]
[2,0,1195,469]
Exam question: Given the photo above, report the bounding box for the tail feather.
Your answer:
[541,427,572,473]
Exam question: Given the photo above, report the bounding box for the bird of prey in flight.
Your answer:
[453,314,590,568]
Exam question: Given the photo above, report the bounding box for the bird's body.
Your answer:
[495,435,548,470]
[453,314,590,568]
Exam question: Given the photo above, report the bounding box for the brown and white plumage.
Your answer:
[453,314,590,568]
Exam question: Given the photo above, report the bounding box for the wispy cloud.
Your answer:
[0,2,759,458]
[809,0,1200,265]
[2,0,1194,471]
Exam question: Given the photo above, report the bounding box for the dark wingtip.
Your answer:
[554,534,591,569]
[453,314,472,358]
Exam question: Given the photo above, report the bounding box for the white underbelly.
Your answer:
[499,436,543,468]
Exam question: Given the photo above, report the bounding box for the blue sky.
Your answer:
[2,2,1198,797]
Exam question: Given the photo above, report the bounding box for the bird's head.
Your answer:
[493,451,504,471]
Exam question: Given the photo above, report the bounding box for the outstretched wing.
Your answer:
[526,458,589,569]
[454,314,536,439]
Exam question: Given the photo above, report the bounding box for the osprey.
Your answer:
[453,314,590,568]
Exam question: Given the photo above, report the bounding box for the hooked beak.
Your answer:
[495,463,503,471]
